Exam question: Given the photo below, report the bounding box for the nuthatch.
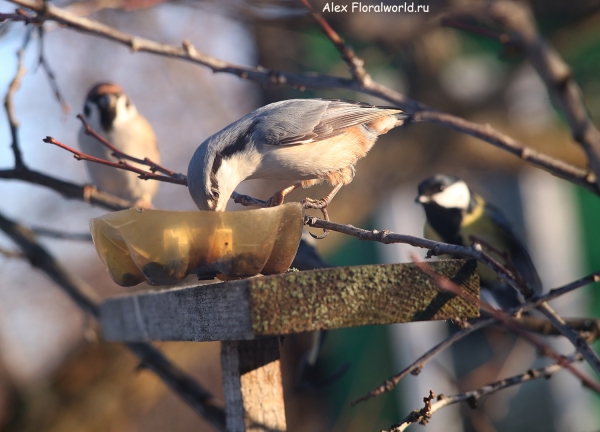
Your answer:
[78,82,160,208]
[187,98,407,215]
[416,174,542,308]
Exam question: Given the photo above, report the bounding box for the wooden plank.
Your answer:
[221,338,286,432]
[100,260,479,342]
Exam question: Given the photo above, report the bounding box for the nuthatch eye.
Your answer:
[187,98,407,214]
[78,82,161,208]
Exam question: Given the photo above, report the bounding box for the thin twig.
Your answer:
[37,26,70,116]
[412,110,597,193]
[0,210,226,431]
[300,0,371,86]
[487,1,600,190]
[413,258,600,392]
[351,317,495,406]
[385,354,582,431]
[351,262,600,405]
[30,226,92,241]
[0,167,133,210]
[515,316,600,340]
[4,31,29,169]
[77,114,183,178]
[0,246,23,258]
[43,136,187,186]
[6,0,598,195]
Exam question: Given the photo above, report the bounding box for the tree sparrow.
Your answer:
[78,82,160,208]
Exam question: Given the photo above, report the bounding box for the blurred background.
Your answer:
[1,0,600,430]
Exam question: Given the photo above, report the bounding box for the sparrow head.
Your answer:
[416,174,472,211]
[83,82,138,132]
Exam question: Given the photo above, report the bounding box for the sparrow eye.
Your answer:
[84,104,91,117]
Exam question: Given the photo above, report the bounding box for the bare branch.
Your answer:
[0,167,133,210]
[37,26,70,116]
[385,354,582,432]
[412,110,598,194]
[487,1,600,190]
[77,114,184,179]
[413,258,600,392]
[300,0,371,86]
[515,316,600,340]
[351,317,496,406]
[0,246,23,258]
[7,0,597,195]
[535,302,600,373]
[43,136,187,186]
[0,210,226,430]
[30,226,92,241]
[4,33,29,169]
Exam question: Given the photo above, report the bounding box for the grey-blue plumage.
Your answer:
[188,99,406,212]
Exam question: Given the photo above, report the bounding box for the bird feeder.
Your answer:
[89,203,304,286]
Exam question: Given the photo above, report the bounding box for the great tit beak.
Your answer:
[415,195,430,204]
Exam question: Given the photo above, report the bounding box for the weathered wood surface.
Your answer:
[221,338,286,432]
[100,260,479,342]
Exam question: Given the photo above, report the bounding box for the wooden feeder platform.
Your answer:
[100,260,480,431]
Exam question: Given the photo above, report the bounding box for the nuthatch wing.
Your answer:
[78,82,161,208]
[187,99,407,214]
[416,174,542,308]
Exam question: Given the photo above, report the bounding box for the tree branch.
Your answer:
[5,0,597,195]
[35,25,70,116]
[4,31,29,170]
[300,0,371,86]
[0,210,226,430]
[30,225,92,241]
[488,1,600,190]
[385,354,582,432]
[43,136,187,185]
[413,259,600,391]
[0,167,133,210]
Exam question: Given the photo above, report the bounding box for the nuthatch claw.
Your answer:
[308,207,330,239]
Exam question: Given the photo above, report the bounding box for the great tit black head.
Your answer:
[415,174,473,211]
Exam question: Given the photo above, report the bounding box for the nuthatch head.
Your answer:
[78,82,160,207]
[187,98,407,213]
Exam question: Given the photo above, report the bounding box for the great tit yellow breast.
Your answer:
[424,195,511,285]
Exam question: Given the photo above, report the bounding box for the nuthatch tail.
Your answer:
[79,82,160,208]
[187,98,407,216]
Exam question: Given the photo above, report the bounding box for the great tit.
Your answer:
[415,174,542,308]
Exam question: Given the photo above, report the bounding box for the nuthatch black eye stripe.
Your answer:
[221,121,258,159]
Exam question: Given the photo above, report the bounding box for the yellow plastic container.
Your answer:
[89,203,304,287]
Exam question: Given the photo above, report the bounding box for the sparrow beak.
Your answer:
[415,195,430,204]
[98,94,116,110]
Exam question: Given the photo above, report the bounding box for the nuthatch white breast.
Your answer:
[79,82,160,208]
[187,98,407,214]
[416,174,542,308]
